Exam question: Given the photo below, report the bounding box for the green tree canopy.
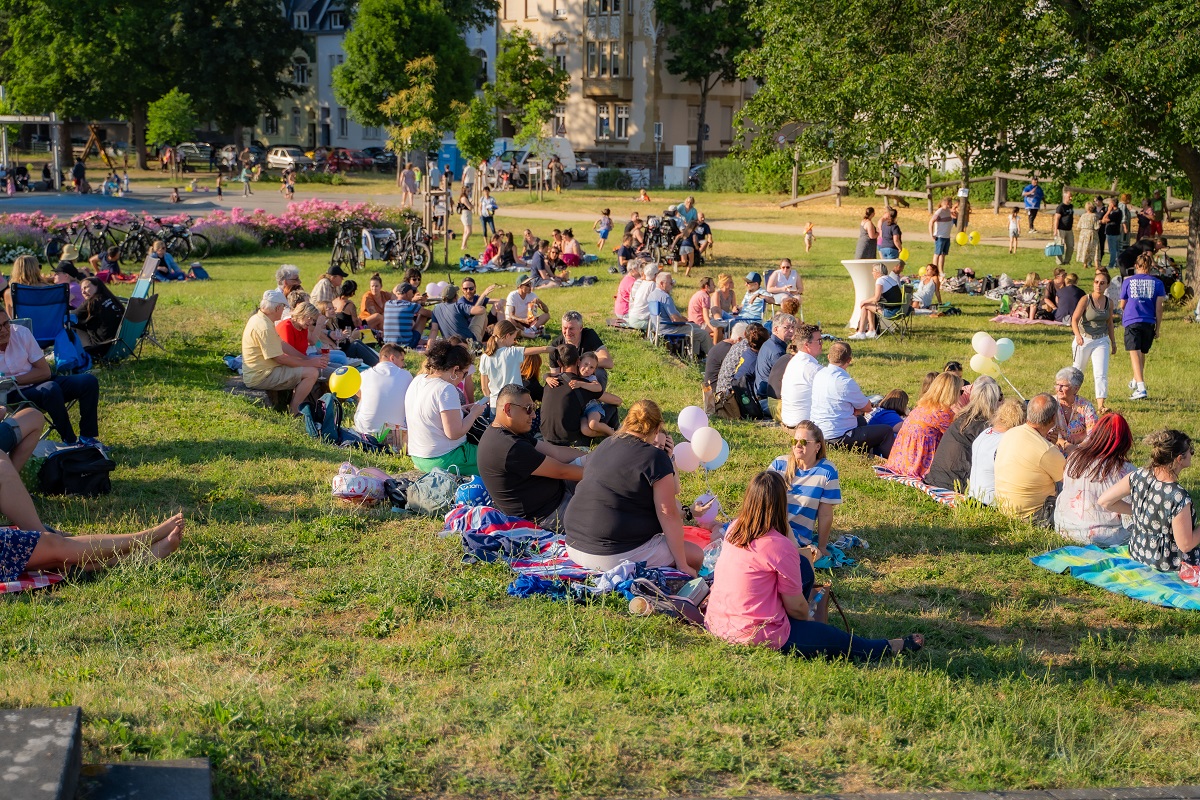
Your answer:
[655,0,760,165]
[146,88,198,147]
[456,95,498,167]
[490,28,568,197]
[333,0,476,129]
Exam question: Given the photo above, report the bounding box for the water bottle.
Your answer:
[699,539,723,579]
[808,588,825,620]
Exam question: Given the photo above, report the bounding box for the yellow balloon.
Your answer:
[1171,281,1186,300]
[968,231,981,245]
[329,366,362,399]
[955,231,969,246]
[898,248,910,262]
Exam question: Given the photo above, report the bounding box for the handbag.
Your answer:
[1044,242,1065,258]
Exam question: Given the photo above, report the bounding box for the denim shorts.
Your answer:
[879,247,900,259]
[0,418,19,454]
[933,237,950,256]
[583,399,604,418]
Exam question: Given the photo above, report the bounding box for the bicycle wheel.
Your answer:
[165,235,191,260]
[188,233,211,259]
[615,174,632,191]
[409,242,432,272]
[331,241,358,274]
[43,236,66,263]
[121,233,150,263]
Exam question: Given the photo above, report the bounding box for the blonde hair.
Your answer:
[618,399,663,440]
[11,255,43,286]
[485,319,521,356]
[918,372,962,411]
[291,301,319,325]
[784,421,828,478]
[991,398,1026,431]
[1023,272,1040,289]
[717,273,733,291]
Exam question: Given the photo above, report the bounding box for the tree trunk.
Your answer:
[695,83,710,167]
[131,104,149,171]
[1175,143,1200,298]
[956,150,971,232]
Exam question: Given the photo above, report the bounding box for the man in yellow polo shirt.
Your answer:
[993,393,1065,526]
[241,289,327,415]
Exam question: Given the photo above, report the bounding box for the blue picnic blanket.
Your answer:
[1030,544,1200,611]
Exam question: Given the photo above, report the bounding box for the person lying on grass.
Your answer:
[0,452,184,581]
[704,469,924,660]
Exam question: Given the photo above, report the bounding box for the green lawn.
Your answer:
[3,224,1200,799]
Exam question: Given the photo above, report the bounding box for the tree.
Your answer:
[146,89,198,147]
[490,28,568,198]
[379,57,445,184]
[655,0,759,165]
[456,95,498,168]
[333,0,476,129]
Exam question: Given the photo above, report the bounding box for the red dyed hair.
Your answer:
[1065,412,1133,481]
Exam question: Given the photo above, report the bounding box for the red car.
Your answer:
[326,148,374,172]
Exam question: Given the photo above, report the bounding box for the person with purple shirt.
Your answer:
[1120,253,1165,401]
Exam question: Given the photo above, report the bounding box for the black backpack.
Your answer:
[38,446,116,497]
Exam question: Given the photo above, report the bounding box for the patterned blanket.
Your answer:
[1031,544,1200,610]
[873,465,966,507]
[989,314,1069,326]
[0,571,65,594]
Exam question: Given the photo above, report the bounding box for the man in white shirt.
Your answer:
[505,276,550,331]
[626,263,659,330]
[780,323,824,428]
[461,161,477,201]
[809,342,894,457]
[353,344,412,451]
[928,196,957,273]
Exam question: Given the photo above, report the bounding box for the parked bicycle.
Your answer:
[396,213,433,272]
[331,218,364,275]
[149,216,211,260]
[43,215,101,263]
[118,220,157,263]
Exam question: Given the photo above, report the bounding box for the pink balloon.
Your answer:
[691,426,724,463]
[674,442,701,472]
[677,405,709,440]
[972,331,998,359]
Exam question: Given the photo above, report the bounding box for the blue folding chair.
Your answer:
[9,283,70,347]
[131,254,159,300]
[97,294,162,363]
[647,300,693,360]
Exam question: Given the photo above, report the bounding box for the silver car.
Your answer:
[267,146,315,170]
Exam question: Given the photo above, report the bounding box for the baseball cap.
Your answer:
[327,264,348,277]
[262,288,287,305]
[745,271,762,283]
[518,275,533,286]
[54,262,83,280]
[397,282,417,295]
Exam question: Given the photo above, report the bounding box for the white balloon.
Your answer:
[691,426,723,463]
[677,405,709,440]
[673,442,701,472]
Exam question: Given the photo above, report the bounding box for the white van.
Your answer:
[488,137,577,188]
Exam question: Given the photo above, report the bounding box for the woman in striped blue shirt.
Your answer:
[769,421,843,559]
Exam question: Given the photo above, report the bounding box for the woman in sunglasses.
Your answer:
[768,421,841,560]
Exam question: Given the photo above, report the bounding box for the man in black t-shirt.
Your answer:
[1052,190,1075,266]
[549,310,613,380]
[478,384,586,532]
[541,344,620,445]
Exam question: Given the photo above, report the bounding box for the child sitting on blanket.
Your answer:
[1011,272,1043,319]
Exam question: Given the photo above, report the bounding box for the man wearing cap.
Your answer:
[739,272,771,322]
[647,272,712,357]
[311,265,346,305]
[506,277,549,335]
[52,261,85,309]
[241,289,328,415]
[383,283,424,348]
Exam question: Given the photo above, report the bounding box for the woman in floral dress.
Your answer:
[884,373,961,480]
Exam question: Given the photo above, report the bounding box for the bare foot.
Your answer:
[148,524,184,561]
[143,513,185,543]
[889,633,925,655]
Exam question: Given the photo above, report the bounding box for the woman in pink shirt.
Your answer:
[688,276,723,343]
[705,470,924,659]
[614,262,641,318]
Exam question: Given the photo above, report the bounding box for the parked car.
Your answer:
[362,146,397,173]
[326,148,374,171]
[266,146,315,170]
[574,157,598,182]
[686,163,707,189]
[176,142,214,162]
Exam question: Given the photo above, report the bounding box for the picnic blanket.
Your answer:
[989,314,1069,326]
[873,465,966,507]
[1031,544,1200,610]
[1,571,65,594]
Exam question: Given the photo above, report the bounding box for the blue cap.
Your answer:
[745,271,762,283]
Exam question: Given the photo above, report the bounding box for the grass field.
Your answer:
[3,221,1200,800]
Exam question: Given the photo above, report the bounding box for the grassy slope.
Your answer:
[3,225,1200,800]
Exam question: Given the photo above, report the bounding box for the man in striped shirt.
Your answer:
[383,283,423,348]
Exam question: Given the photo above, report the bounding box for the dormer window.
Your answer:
[293,11,309,28]
[327,11,344,28]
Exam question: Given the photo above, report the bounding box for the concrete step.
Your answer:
[0,706,83,800]
[77,757,211,800]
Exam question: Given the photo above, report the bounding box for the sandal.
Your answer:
[899,633,925,654]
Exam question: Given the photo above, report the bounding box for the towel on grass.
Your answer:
[1,571,65,594]
[1031,544,1200,611]
[873,465,965,507]
[989,315,1069,326]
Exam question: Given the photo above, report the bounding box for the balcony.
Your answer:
[583,77,632,101]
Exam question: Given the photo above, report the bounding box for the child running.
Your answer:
[1009,207,1021,253]
[804,221,815,252]
[593,208,613,252]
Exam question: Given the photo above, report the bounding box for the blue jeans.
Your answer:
[342,340,379,367]
[481,215,497,237]
[781,617,894,660]
[1106,234,1121,268]
[18,375,100,443]
[879,247,899,259]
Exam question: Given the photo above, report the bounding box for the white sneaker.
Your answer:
[1129,379,1138,390]
[865,331,879,339]
[1131,389,1148,400]
[849,332,867,340]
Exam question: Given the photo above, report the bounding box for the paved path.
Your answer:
[678,787,1200,800]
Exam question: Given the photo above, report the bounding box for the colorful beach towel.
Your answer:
[873,465,965,507]
[1,571,65,594]
[989,314,1069,326]
[1031,544,1200,611]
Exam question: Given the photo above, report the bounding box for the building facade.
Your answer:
[498,0,752,168]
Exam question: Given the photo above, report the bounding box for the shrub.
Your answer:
[193,222,262,257]
[702,157,747,193]
[294,172,349,185]
[0,222,48,262]
[745,151,794,194]
[594,168,625,190]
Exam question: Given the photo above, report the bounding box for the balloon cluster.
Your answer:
[673,406,730,473]
[425,281,450,299]
[969,331,1024,399]
[955,231,982,246]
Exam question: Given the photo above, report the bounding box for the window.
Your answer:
[553,104,566,136]
[474,49,489,89]
[553,45,566,72]
[264,115,279,136]
[599,42,609,76]
[329,54,343,86]
[586,0,598,15]
[503,0,514,19]
[553,0,567,18]
[363,126,382,140]
[291,108,302,138]
[524,0,535,17]
[292,59,309,87]
[293,11,308,28]
[609,41,621,77]
[586,42,598,77]
[596,104,610,139]
[600,0,621,10]
[615,105,629,139]
[327,11,344,28]
[337,107,348,138]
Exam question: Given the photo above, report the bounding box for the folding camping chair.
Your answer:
[0,307,74,441]
[9,283,70,347]
[648,300,694,360]
[877,283,915,340]
[95,294,163,363]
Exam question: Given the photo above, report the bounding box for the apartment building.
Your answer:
[498,0,752,167]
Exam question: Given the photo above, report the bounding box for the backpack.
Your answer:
[407,467,466,517]
[38,445,115,497]
[733,383,765,420]
[52,328,91,375]
[187,263,210,280]
[300,393,385,452]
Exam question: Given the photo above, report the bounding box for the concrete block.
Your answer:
[79,757,211,800]
[0,706,82,800]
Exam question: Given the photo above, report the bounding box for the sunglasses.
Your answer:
[792,439,811,449]
[507,402,536,415]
